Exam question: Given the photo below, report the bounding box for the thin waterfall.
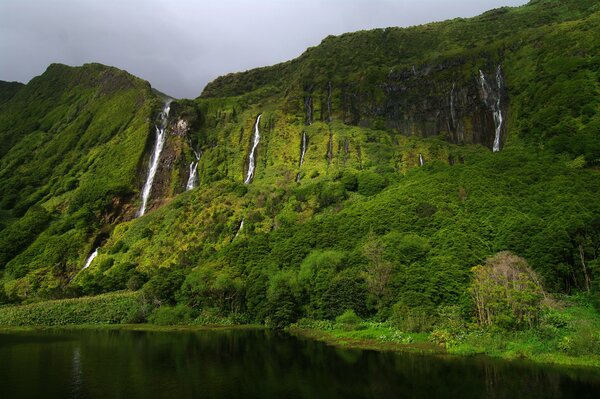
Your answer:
[493,66,503,152]
[186,151,200,191]
[234,218,244,240]
[296,132,308,182]
[244,114,262,184]
[138,100,172,216]
[478,67,503,152]
[299,132,307,167]
[82,248,98,270]
[419,153,424,167]
[186,161,198,191]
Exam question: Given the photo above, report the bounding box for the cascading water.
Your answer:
[234,218,244,240]
[186,151,200,191]
[296,132,308,182]
[138,100,172,216]
[244,114,262,184]
[299,132,307,167]
[419,153,424,167]
[492,66,503,152]
[186,162,198,191]
[82,248,99,270]
[478,67,503,152]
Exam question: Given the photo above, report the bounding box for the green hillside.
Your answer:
[0,0,599,360]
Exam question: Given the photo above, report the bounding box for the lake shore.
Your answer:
[1,321,599,370]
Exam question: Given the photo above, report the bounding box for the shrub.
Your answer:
[389,303,437,333]
[357,170,387,196]
[335,309,362,330]
[148,304,194,325]
[470,251,547,330]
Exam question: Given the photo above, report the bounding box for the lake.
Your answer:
[0,328,598,398]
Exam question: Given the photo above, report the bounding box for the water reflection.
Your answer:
[0,329,598,399]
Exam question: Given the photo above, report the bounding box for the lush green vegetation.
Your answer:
[0,291,147,326]
[0,0,598,368]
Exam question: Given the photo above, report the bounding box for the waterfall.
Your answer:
[186,161,198,191]
[492,66,503,153]
[478,68,503,152]
[138,100,172,217]
[82,248,99,270]
[296,132,308,183]
[419,153,424,167]
[299,132,307,167]
[234,218,244,240]
[186,151,200,191]
[244,114,262,184]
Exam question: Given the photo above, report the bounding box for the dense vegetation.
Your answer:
[0,0,599,365]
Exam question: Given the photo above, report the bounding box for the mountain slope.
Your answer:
[0,0,598,338]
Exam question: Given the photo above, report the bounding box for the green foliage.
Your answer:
[266,271,300,329]
[357,170,387,196]
[148,304,194,325]
[471,252,547,330]
[335,309,363,331]
[0,291,146,326]
[0,205,51,269]
[143,267,185,306]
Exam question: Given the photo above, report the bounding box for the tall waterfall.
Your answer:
[138,100,172,216]
[82,248,99,270]
[478,67,503,152]
[186,151,200,191]
[419,153,424,167]
[296,132,308,182]
[244,114,262,184]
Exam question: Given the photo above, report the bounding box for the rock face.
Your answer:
[304,59,508,151]
[140,100,201,213]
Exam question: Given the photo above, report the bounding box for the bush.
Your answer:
[470,251,547,330]
[357,170,387,196]
[389,304,437,333]
[335,309,362,330]
[149,304,194,325]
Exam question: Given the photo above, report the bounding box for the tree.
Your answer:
[470,251,546,330]
[362,232,393,309]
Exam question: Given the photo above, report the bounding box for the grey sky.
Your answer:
[0,0,528,99]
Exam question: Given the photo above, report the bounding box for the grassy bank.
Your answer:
[287,320,440,354]
[0,291,147,326]
[286,305,600,369]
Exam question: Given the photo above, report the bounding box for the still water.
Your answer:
[0,328,598,398]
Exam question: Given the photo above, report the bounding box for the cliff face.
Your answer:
[138,100,201,214]
[298,59,508,151]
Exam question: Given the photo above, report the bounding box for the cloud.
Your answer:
[0,0,528,98]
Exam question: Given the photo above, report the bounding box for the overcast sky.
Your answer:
[0,0,528,99]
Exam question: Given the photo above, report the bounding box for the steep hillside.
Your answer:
[0,0,598,343]
[0,64,158,299]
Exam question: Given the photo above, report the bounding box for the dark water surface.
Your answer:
[0,328,598,398]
